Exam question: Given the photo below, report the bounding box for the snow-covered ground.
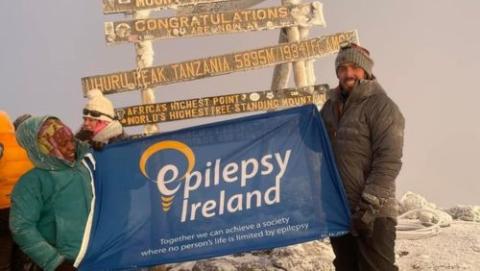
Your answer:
[150,193,480,271]
[397,221,480,270]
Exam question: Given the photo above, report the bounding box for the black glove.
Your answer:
[351,193,381,237]
[55,260,77,271]
[91,141,106,151]
[75,129,94,142]
[351,203,376,237]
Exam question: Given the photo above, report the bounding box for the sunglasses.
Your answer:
[83,108,115,119]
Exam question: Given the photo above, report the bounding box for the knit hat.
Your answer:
[83,89,115,122]
[335,43,374,78]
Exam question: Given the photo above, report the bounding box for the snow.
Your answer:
[147,192,480,271]
[397,222,480,270]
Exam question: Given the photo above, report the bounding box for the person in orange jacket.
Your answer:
[0,111,34,270]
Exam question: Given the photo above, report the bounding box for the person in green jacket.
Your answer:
[9,116,94,271]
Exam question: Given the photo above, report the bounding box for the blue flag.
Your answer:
[76,105,350,270]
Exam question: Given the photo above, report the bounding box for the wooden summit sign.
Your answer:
[82,31,358,95]
[105,2,325,44]
[103,0,228,14]
[115,84,328,126]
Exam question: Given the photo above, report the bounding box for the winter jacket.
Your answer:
[9,116,93,271]
[321,80,404,218]
[0,111,33,209]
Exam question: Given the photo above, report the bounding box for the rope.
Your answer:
[396,208,442,240]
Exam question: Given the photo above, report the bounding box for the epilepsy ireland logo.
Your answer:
[139,140,291,222]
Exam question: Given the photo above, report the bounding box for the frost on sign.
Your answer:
[103,0,229,14]
[115,85,328,126]
[105,2,325,44]
[176,0,266,16]
[82,31,359,95]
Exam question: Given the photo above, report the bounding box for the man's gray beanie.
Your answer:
[335,43,374,78]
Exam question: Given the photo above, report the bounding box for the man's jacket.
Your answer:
[321,80,404,218]
[9,116,93,271]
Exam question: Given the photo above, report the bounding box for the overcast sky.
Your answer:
[1,0,479,207]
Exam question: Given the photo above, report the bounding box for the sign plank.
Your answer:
[82,31,358,95]
[103,0,228,14]
[105,3,325,44]
[176,0,266,16]
[115,84,328,126]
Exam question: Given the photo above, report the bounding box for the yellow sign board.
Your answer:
[115,84,328,126]
[82,31,358,95]
[105,3,325,44]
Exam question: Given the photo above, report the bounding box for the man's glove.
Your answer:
[351,193,381,237]
[55,260,77,271]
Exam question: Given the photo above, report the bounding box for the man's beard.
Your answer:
[340,77,360,92]
[340,78,360,99]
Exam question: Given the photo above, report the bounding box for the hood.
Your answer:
[0,111,14,134]
[328,79,386,103]
[15,115,90,170]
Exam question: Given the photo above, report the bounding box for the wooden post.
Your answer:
[300,26,316,87]
[134,10,159,135]
[272,0,313,90]
[270,28,291,90]
[283,0,311,88]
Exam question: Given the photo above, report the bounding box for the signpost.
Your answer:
[82,30,358,95]
[105,3,325,44]
[133,9,159,134]
[77,0,364,268]
[115,84,328,126]
[103,0,229,14]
